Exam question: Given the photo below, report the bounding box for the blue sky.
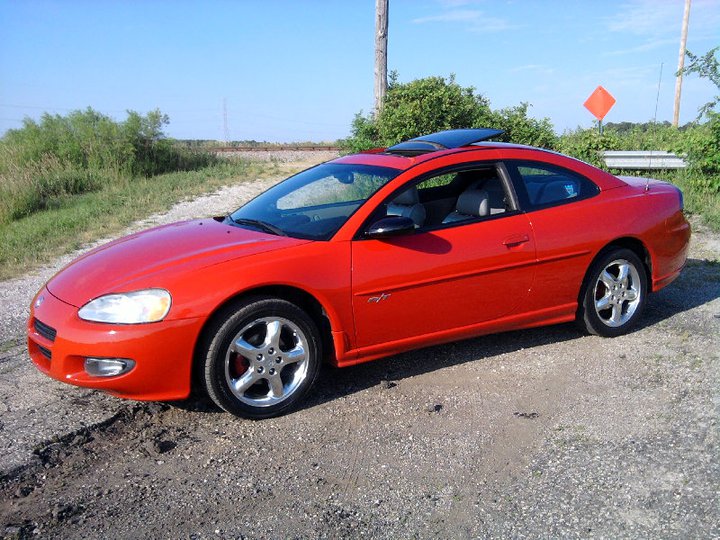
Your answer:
[1,0,718,142]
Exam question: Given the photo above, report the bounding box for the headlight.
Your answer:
[78,289,172,324]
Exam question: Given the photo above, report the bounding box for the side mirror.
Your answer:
[365,216,416,238]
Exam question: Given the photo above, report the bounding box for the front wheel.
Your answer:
[578,248,648,337]
[202,297,321,419]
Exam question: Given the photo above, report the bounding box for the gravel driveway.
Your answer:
[1,158,718,539]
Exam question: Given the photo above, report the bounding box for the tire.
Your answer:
[202,297,321,419]
[578,248,648,337]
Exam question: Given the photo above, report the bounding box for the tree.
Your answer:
[377,75,495,144]
[677,46,720,193]
[493,103,558,149]
[342,74,557,153]
[681,46,719,118]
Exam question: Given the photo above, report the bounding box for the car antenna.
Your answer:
[647,62,664,193]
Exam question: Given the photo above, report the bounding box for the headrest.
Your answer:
[392,187,420,205]
[456,189,489,217]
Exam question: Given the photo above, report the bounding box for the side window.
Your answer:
[384,165,515,229]
[511,162,598,208]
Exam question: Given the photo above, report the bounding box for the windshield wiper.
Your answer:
[229,217,287,237]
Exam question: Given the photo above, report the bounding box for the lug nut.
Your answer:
[269,368,276,375]
[276,357,282,363]
[268,348,274,355]
[257,366,264,374]
[257,354,263,361]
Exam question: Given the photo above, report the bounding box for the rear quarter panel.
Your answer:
[613,178,691,289]
[525,180,689,315]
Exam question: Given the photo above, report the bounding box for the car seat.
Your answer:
[387,187,426,227]
[442,188,490,223]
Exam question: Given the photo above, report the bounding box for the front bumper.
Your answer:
[28,287,204,401]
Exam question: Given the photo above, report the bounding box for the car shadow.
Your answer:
[302,257,720,412]
[170,323,582,417]
[303,322,580,413]
[171,257,719,417]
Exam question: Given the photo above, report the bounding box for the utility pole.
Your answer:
[673,0,691,127]
[374,0,389,116]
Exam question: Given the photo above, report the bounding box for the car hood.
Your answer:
[47,218,308,307]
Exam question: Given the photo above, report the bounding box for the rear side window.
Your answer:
[508,161,599,209]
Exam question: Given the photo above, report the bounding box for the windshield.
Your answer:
[228,163,400,240]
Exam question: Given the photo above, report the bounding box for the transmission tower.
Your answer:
[223,98,230,143]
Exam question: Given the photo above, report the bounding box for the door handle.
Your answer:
[502,234,530,247]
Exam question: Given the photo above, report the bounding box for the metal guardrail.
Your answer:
[602,150,687,170]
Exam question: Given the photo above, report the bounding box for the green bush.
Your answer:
[493,103,558,149]
[556,128,621,168]
[678,114,720,193]
[341,74,556,152]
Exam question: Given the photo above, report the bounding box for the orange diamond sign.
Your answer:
[584,86,616,121]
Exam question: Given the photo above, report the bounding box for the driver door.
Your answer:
[350,166,536,349]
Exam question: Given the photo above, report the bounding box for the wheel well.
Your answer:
[191,286,335,396]
[603,237,652,289]
[577,237,653,310]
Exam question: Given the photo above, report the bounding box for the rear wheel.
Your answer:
[578,248,648,337]
[202,297,321,419]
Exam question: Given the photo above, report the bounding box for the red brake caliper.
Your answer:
[231,353,250,377]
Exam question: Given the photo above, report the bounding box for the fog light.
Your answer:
[84,357,135,377]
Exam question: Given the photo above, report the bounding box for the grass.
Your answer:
[0,159,289,280]
[674,176,720,231]
[687,193,720,230]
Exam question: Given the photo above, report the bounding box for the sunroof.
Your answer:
[386,128,504,156]
[381,140,444,157]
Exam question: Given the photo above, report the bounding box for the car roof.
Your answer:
[333,140,553,171]
[331,128,627,190]
[333,128,567,170]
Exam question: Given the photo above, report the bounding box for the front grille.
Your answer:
[38,345,52,360]
[34,319,57,342]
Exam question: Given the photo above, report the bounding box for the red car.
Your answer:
[28,129,690,419]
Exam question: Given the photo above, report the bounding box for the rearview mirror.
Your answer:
[365,216,416,238]
[334,171,355,185]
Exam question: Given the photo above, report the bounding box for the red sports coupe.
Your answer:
[28,129,690,418]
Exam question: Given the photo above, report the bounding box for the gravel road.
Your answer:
[1,155,718,539]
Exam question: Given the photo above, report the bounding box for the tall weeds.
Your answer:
[0,108,216,224]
